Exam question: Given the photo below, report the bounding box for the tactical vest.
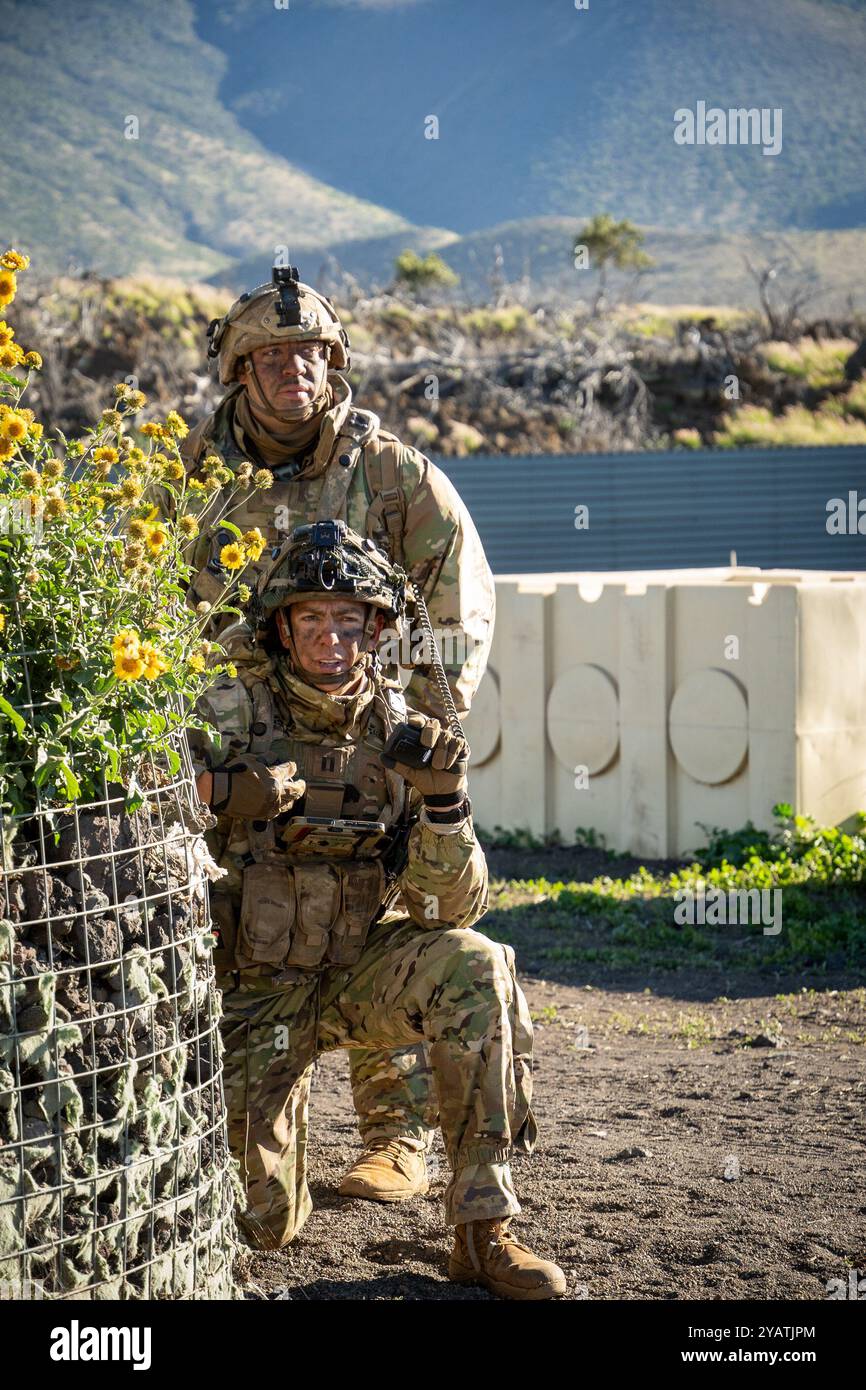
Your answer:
[214,669,414,975]
[181,385,408,631]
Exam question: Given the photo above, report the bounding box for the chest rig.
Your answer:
[182,383,407,626]
[226,673,414,974]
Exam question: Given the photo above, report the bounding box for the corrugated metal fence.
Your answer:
[434,445,866,572]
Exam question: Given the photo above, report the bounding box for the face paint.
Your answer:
[276,597,371,689]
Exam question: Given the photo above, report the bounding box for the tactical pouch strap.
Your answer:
[364,445,406,565]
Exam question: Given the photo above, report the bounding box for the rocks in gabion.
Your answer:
[0,783,239,1300]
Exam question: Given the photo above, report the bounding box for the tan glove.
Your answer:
[382,713,469,800]
[210,757,306,820]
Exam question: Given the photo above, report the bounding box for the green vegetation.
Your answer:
[460,306,529,337]
[392,250,459,296]
[480,806,866,975]
[715,401,866,448]
[759,337,856,388]
[575,214,654,309]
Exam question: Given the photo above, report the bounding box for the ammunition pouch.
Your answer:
[235,858,386,971]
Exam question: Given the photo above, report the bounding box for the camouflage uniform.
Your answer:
[178,286,495,1168]
[190,656,535,1249]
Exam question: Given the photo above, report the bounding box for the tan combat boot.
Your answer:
[449,1218,566,1300]
[338,1138,430,1202]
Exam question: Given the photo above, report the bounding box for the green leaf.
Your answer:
[0,371,26,388]
[217,520,244,540]
[57,762,81,801]
[166,748,181,776]
[0,696,26,737]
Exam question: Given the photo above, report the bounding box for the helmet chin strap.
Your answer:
[244,352,330,426]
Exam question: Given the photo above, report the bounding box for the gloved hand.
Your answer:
[210,756,306,820]
[382,713,469,801]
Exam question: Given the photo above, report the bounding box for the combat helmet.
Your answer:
[257,520,406,620]
[206,261,351,385]
[254,520,406,685]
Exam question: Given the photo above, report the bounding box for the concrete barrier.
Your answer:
[462,566,866,856]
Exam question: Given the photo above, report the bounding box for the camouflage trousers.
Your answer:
[347,1042,437,1150]
[218,919,536,1249]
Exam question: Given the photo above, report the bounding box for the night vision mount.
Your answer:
[272,262,304,328]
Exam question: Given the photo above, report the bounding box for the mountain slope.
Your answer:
[196,0,866,235]
[0,0,439,278]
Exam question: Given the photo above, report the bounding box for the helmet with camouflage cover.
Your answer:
[207,262,351,385]
[256,520,406,623]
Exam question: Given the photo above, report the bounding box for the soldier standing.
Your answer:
[190,522,565,1300]
[179,262,495,1205]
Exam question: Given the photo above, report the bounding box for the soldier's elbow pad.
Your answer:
[210,757,289,820]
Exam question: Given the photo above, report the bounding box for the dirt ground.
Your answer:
[242,967,866,1301]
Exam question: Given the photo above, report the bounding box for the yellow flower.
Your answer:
[188,653,206,673]
[0,270,17,307]
[237,582,252,604]
[203,475,222,494]
[178,513,199,539]
[128,518,148,540]
[164,410,189,439]
[226,662,238,678]
[20,468,40,488]
[112,628,140,656]
[92,495,106,512]
[0,440,15,462]
[119,478,143,504]
[146,523,169,555]
[0,611,5,635]
[0,250,29,272]
[27,422,43,442]
[1,412,27,441]
[254,468,274,490]
[66,440,84,458]
[42,457,63,480]
[162,457,184,482]
[140,641,169,680]
[125,446,146,465]
[114,651,146,682]
[93,446,119,466]
[187,478,206,494]
[101,409,122,429]
[0,343,24,369]
[220,542,245,571]
[0,321,14,347]
[23,351,42,370]
[44,496,67,520]
[140,422,164,440]
[242,528,266,561]
[126,390,146,412]
[122,543,145,568]
[201,454,223,474]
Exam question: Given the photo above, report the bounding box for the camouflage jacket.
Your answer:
[178,373,495,721]
[189,653,489,973]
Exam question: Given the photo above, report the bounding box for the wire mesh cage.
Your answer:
[0,673,239,1299]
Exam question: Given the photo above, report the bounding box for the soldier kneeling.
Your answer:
[190,521,565,1301]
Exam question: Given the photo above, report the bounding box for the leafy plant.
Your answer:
[0,250,273,827]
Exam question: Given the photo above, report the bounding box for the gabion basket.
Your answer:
[0,727,240,1300]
